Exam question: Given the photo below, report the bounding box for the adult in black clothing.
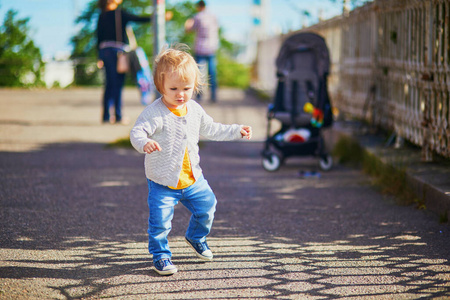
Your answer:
[97,0,151,124]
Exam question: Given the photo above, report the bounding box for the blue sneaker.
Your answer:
[185,238,213,261]
[154,258,177,275]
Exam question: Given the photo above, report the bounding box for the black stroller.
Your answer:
[261,32,334,172]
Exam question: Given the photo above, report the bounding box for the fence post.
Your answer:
[370,3,379,128]
[422,0,434,162]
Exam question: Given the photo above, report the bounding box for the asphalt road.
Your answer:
[0,88,449,299]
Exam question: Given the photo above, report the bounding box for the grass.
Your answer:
[106,137,132,148]
[250,88,272,103]
[332,136,419,207]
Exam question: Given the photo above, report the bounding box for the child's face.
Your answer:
[161,71,195,109]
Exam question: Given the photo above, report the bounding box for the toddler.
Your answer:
[130,45,252,275]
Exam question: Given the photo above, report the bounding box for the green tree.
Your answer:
[71,0,163,85]
[71,0,250,88]
[165,1,247,87]
[165,1,196,46]
[71,1,102,85]
[0,9,44,87]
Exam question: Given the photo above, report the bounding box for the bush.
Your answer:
[217,54,250,89]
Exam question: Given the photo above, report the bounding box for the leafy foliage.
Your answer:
[71,0,186,85]
[71,0,106,85]
[217,52,250,88]
[165,1,196,47]
[70,0,250,88]
[0,10,44,87]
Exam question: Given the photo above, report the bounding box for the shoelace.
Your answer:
[195,242,208,251]
[158,259,172,268]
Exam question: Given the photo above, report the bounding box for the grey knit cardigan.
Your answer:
[130,98,243,187]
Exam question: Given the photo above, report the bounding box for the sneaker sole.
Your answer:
[154,267,177,276]
[185,239,213,261]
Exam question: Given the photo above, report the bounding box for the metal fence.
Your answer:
[256,0,450,160]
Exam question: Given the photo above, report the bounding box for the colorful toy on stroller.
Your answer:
[262,32,334,172]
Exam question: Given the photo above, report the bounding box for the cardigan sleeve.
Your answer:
[130,108,160,153]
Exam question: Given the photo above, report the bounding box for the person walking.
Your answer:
[185,0,219,102]
[97,0,151,124]
[130,45,252,275]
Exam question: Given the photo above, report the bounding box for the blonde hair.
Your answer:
[153,44,205,95]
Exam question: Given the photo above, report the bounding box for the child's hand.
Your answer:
[143,141,162,154]
[240,126,252,140]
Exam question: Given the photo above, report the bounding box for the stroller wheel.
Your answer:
[262,152,282,172]
[319,154,333,171]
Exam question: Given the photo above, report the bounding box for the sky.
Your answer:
[0,0,344,60]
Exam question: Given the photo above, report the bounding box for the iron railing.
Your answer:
[256,0,450,160]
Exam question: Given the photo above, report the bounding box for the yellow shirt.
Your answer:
[168,106,196,189]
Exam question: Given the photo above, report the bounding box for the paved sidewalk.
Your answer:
[0,87,449,299]
[0,88,267,152]
[324,121,450,223]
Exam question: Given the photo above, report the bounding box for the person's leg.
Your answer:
[147,179,181,262]
[113,71,125,122]
[99,48,116,122]
[181,175,217,242]
[207,55,217,102]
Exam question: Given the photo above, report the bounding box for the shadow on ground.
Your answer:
[0,141,449,299]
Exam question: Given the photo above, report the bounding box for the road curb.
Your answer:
[324,121,450,223]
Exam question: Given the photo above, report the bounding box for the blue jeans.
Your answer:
[146,175,217,262]
[195,54,217,102]
[99,47,125,122]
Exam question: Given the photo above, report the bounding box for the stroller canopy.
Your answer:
[276,32,330,78]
